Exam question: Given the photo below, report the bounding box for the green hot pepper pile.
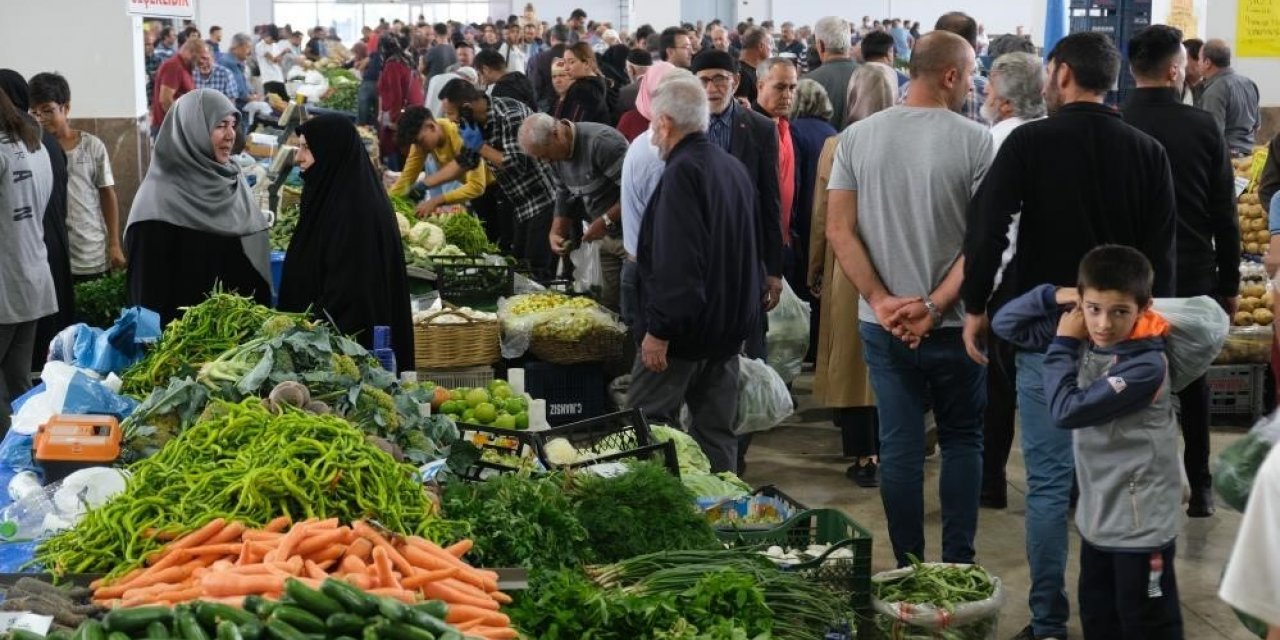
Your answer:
[872,559,999,640]
[37,398,445,578]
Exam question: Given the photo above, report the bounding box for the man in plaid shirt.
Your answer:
[436,78,558,279]
[194,51,242,105]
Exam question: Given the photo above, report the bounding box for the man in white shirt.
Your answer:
[1221,443,1280,640]
[499,22,529,74]
[975,50,1046,511]
[255,25,290,100]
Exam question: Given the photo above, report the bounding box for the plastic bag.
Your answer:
[497,293,624,359]
[872,564,1005,640]
[1151,296,1230,392]
[766,279,811,384]
[570,240,604,297]
[10,363,136,436]
[734,357,794,436]
[47,307,161,376]
[1214,414,1280,512]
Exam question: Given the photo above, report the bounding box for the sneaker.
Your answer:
[1188,486,1216,518]
[845,460,880,488]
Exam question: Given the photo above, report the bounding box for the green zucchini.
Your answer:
[146,621,172,639]
[196,603,258,628]
[283,580,343,619]
[376,598,409,624]
[175,607,209,640]
[263,620,307,640]
[411,601,447,621]
[80,620,107,640]
[324,614,367,637]
[269,607,324,635]
[377,622,434,640]
[216,621,244,640]
[104,607,175,634]
[320,580,377,617]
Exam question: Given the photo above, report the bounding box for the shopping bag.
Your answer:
[1151,296,1230,392]
[734,356,794,436]
[871,563,1005,640]
[571,240,604,297]
[766,279,811,384]
[1215,413,1280,512]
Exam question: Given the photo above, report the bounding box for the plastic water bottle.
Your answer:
[0,490,58,541]
[372,326,397,373]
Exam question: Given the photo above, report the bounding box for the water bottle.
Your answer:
[0,490,58,541]
[372,326,397,373]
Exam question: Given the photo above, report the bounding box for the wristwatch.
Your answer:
[923,297,944,327]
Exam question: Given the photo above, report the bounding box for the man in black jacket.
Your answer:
[627,75,761,473]
[691,49,782,357]
[961,32,1176,640]
[474,49,537,112]
[1123,24,1239,519]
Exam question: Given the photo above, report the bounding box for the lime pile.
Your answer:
[435,379,530,429]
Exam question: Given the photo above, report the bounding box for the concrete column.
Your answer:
[0,0,151,219]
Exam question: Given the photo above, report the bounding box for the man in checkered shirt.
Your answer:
[437,78,558,279]
[193,51,242,106]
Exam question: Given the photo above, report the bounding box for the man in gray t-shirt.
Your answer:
[826,32,993,568]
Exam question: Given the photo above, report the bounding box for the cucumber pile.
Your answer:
[40,579,468,640]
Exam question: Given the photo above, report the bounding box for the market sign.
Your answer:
[1237,0,1280,58]
[127,0,196,19]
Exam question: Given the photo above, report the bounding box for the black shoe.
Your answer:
[1188,486,1216,518]
[980,486,1007,509]
[1010,624,1065,640]
[845,460,879,487]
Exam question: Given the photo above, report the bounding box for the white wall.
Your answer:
[0,0,145,118]
[1205,0,1280,106]
[198,0,253,39]
[730,0,1037,39]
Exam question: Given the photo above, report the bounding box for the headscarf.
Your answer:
[278,114,413,371]
[127,89,270,286]
[599,44,631,88]
[635,60,675,121]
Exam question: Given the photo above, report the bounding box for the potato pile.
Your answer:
[1239,192,1269,256]
[1236,265,1274,327]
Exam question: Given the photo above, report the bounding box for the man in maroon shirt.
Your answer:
[150,38,205,136]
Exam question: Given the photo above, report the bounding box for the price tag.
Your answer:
[1235,176,1251,200]
[0,613,53,635]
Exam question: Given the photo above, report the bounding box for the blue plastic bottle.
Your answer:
[372,325,397,373]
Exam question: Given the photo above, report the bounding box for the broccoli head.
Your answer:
[331,353,361,380]
[261,314,298,337]
[354,384,400,432]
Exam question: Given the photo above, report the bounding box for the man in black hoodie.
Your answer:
[626,75,761,474]
[961,33,1176,640]
[1122,24,1239,519]
[474,49,537,111]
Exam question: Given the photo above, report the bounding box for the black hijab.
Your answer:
[278,114,413,372]
[0,69,75,368]
[599,44,630,88]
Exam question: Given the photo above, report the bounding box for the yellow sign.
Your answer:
[1168,0,1199,39]
[1238,0,1280,58]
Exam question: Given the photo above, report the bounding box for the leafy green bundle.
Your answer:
[73,271,127,329]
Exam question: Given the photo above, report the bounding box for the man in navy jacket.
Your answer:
[626,75,762,473]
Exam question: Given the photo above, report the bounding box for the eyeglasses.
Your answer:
[30,106,60,120]
[698,74,733,88]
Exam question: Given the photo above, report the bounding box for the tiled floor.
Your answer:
[742,376,1258,640]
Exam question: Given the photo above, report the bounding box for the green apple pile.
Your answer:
[436,379,530,429]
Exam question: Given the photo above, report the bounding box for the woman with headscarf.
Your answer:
[278,114,412,373]
[615,60,673,141]
[0,87,55,431]
[598,43,631,91]
[554,42,613,124]
[126,89,271,326]
[0,69,74,369]
[376,35,424,169]
[787,79,837,308]
[807,74,895,488]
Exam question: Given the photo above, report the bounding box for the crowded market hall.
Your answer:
[2,0,1280,637]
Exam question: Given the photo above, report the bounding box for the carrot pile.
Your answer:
[91,517,515,639]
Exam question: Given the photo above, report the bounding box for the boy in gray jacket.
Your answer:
[993,245,1184,640]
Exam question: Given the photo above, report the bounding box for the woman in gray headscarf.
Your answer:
[126,89,271,325]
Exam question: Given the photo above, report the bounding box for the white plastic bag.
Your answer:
[1151,296,1230,392]
[734,356,794,436]
[872,563,1005,639]
[10,362,79,435]
[766,279,811,384]
[570,240,604,297]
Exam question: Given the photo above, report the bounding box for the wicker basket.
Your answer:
[529,327,625,364]
[413,309,501,369]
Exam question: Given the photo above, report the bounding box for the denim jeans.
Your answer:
[859,323,986,566]
[1016,350,1075,639]
[620,259,639,329]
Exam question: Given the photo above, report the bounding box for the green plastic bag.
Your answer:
[1214,416,1280,513]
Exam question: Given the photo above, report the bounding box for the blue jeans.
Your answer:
[860,323,986,566]
[620,259,638,329]
[1016,350,1075,639]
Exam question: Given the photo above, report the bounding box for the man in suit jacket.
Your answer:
[691,49,782,346]
[1122,24,1239,519]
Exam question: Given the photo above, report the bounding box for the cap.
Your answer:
[626,48,653,66]
[690,49,738,74]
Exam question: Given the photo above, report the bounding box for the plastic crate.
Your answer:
[534,409,679,476]
[417,366,495,389]
[716,508,874,616]
[433,257,514,311]
[452,423,541,482]
[524,361,606,425]
[1208,364,1266,418]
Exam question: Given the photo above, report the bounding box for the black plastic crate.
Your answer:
[452,422,541,482]
[1208,364,1266,418]
[433,257,514,311]
[524,361,606,425]
[533,409,679,476]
